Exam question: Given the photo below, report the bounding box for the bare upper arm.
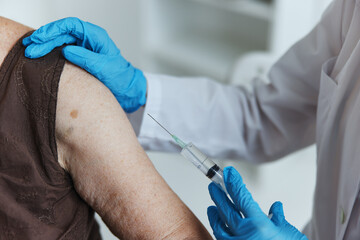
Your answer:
[55,63,211,239]
[0,16,210,240]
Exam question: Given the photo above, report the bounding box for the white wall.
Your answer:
[0,1,53,28]
[0,0,143,67]
[271,0,332,58]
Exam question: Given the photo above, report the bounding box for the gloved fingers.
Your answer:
[24,35,77,59]
[26,17,86,44]
[269,202,303,235]
[62,45,107,79]
[81,22,120,55]
[209,183,244,232]
[26,17,119,55]
[223,167,264,218]
[23,17,121,58]
[207,206,235,240]
[269,201,285,226]
[23,35,34,46]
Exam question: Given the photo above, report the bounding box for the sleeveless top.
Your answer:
[0,32,101,239]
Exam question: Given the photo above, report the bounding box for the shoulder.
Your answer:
[56,61,117,142]
[56,61,122,170]
[0,17,32,64]
[56,61,118,136]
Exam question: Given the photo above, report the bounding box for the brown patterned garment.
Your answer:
[0,32,101,239]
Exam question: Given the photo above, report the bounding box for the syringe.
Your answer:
[148,114,228,194]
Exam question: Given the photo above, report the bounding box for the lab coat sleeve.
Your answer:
[132,0,345,162]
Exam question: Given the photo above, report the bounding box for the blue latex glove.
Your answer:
[207,167,308,240]
[23,17,146,113]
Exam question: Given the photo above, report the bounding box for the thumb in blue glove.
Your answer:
[268,201,308,239]
[207,166,308,240]
[23,17,146,113]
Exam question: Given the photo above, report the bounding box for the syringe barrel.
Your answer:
[181,143,228,194]
[181,142,212,175]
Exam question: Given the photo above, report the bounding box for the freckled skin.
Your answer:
[70,110,78,119]
[0,17,31,65]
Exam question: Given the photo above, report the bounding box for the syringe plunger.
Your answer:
[181,143,227,194]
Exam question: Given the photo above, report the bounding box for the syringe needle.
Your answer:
[147,113,187,148]
[148,114,230,196]
[147,114,173,136]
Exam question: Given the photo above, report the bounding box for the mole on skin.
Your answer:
[70,110,78,119]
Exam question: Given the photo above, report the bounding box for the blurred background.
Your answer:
[1,0,332,239]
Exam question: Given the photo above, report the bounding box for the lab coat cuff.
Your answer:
[138,73,163,141]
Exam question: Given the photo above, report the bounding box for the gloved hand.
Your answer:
[22,17,146,113]
[207,167,308,240]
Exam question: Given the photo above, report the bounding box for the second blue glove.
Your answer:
[207,167,308,240]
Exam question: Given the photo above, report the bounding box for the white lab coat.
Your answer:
[128,0,360,239]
